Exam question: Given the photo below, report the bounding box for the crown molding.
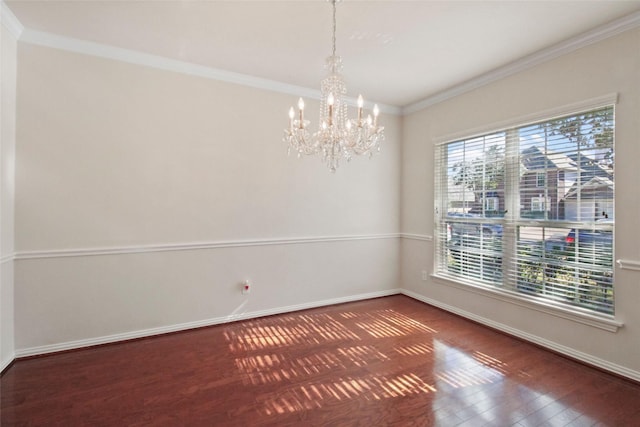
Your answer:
[403,10,640,115]
[1,1,23,39]
[17,27,401,116]
[5,2,638,117]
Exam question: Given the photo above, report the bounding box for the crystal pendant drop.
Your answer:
[282,0,384,172]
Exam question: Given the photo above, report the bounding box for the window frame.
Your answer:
[484,197,499,211]
[432,95,619,329]
[530,196,549,212]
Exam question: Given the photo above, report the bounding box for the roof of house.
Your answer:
[521,146,577,171]
[564,176,614,200]
[567,153,613,180]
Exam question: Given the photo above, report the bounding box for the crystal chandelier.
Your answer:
[284,0,385,172]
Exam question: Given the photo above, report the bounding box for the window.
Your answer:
[484,197,499,211]
[436,105,614,315]
[531,196,549,212]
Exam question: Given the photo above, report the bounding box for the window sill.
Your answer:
[431,273,623,333]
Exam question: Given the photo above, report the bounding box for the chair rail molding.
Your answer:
[616,259,640,271]
[14,234,401,260]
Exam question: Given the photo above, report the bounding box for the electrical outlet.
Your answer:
[421,270,428,281]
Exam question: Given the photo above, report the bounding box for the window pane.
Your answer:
[446,133,505,218]
[435,105,614,316]
[442,133,505,284]
[515,226,613,314]
[448,226,502,283]
[519,108,614,222]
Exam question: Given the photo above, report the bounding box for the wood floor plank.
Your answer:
[2,295,639,426]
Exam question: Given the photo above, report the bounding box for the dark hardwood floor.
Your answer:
[2,295,639,426]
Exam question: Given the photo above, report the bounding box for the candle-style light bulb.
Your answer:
[298,98,305,129]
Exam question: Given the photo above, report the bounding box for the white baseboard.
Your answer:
[15,288,402,358]
[1,353,14,373]
[12,288,640,384]
[401,289,640,383]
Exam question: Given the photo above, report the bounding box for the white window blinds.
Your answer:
[435,105,614,315]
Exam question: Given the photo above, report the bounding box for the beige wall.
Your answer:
[1,21,17,370]
[401,28,640,379]
[13,44,402,351]
[7,12,640,382]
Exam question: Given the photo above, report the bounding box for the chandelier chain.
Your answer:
[332,0,337,58]
[283,0,384,172]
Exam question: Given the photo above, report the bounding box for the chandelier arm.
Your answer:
[283,0,384,172]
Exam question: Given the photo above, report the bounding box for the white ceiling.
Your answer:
[5,0,640,108]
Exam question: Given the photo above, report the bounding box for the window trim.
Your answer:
[434,94,618,322]
[431,272,622,332]
[434,94,618,146]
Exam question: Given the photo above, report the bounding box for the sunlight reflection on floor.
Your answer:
[224,308,539,418]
